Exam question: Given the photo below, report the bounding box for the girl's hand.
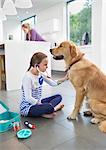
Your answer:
[57,73,69,85]
[63,73,69,80]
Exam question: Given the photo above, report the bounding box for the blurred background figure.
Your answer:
[82,32,89,45]
[22,23,46,41]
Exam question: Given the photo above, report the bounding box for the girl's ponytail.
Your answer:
[27,63,32,71]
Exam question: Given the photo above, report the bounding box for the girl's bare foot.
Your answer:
[54,104,64,112]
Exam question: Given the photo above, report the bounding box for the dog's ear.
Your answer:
[69,42,85,63]
[70,44,77,58]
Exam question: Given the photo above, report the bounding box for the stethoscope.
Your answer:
[35,64,50,85]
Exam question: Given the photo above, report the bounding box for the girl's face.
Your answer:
[38,58,48,72]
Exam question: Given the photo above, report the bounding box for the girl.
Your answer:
[20,52,68,118]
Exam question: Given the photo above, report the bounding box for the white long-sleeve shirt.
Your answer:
[20,71,57,116]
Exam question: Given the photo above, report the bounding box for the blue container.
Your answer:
[0,100,20,133]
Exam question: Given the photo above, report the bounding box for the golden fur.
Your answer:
[50,41,106,133]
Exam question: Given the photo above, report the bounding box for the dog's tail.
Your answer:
[98,120,106,133]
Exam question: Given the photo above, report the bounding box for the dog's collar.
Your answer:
[65,53,84,72]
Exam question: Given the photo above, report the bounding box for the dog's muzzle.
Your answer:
[50,49,64,60]
[53,55,64,60]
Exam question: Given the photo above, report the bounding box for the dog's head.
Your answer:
[50,41,84,66]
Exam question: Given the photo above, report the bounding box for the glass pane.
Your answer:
[67,0,92,46]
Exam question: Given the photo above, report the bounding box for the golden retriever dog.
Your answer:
[50,41,106,133]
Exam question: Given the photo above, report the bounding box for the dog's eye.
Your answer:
[59,45,63,47]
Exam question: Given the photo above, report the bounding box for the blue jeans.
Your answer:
[28,94,62,117]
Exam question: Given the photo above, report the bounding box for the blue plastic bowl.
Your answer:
[17,129,32,139]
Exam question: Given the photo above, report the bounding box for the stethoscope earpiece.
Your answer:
[35,64,40,72]
[34,64,39,68]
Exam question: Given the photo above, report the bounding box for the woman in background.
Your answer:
[22,23,46,41]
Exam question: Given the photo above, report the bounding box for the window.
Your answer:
[67,0,92,46]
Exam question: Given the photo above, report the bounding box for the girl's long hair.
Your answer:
[27,52,47,71]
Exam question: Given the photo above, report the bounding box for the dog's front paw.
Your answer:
[90,118,100,124]
[99,121,106,133]
[67,113,77,120]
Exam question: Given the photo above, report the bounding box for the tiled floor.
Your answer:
[0,71,106,150]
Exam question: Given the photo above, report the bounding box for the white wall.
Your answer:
[100,0,106,73]
[92,0,102,68]
[36,2,67,71]
[92,0,106,73]
[36,2,67,44]
[3,19,21,41]
[0,21,3,41]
